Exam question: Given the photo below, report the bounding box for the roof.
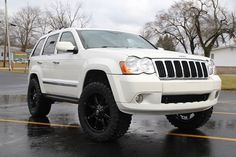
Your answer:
[212,44,236,52]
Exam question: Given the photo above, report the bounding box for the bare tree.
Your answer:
[35,14,50,36]
[144,1,198,54]
[8,1,91,51]
[144,0,236,57]
[192,0,235,57]
[46,0,90,30]
[12,6,41,51]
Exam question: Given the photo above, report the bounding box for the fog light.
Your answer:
[135,94,143,104]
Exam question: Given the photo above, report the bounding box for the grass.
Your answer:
[219,75,236,90]
[0,61,27,67]
[0,61,28,73]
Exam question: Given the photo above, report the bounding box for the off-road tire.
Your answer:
[27,78,52,117]
[78,82,132,142]
[166,107,213,130]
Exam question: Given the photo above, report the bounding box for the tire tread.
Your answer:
[166,107,213,130]
[79,82,132,142]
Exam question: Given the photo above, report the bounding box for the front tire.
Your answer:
[166,107,213,130]
[27,78,52,117]
[79,82,132,142]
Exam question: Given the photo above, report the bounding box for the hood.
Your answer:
[86,48,209,61]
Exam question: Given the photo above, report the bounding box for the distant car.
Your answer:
[21,59,28,63]
[14,58,22,63]
[28,28,221,142]
[14,58,28,63]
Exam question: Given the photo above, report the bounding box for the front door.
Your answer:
[50,31,81,98]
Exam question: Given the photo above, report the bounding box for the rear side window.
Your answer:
[42,34,59,55]
[58,32,77,54]
[32,38,45,56]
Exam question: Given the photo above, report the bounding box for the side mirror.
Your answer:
[56,41,78,54]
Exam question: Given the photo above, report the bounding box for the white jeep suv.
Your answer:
[28,28,221,142]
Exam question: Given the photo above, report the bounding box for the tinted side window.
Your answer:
[42,34,59,55]
[32,38,45,56]
[58,32,77,54]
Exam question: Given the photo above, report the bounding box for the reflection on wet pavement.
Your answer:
[23,117,214,157]
[163,130,211,157]
[0,95,26,105]
[27,117,54,137]
[0,91,236,157]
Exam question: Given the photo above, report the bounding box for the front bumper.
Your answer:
[107,74,221,115]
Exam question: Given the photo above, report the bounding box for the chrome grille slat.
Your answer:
[201,62,208,77]
[189,61,197,77]
[182,61,190,77]
[154,59,209,80]
[171,61,176,78]
[155,61,166,77]
[173,61,183,78]
[187,61,192,78]
[194,62,199,77]
[163,61,168,78]
[195,62,203,77]
[180,61,184,78]
[165,61,175,77]
[199,62,204,78]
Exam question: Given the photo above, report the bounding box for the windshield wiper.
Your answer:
[101,46,122,48]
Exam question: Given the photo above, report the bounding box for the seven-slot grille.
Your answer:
[155,59,209,80]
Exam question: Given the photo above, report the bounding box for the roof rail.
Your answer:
[59,26,65,30]
[47,30,53,34]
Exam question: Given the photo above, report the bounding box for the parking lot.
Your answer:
[0,72,236,157]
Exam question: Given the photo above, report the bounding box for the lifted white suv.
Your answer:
[28,28,221,142]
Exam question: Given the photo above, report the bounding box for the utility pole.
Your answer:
[4,0,12,71]
[3,22,7,67]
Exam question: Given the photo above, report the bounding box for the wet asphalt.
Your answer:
[0,72,27,95]
[0,72,236,157]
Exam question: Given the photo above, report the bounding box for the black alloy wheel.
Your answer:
[85,94,111,132]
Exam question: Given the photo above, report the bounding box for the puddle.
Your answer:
[0,95,27,105]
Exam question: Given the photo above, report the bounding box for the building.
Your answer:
[0,45,30,62]
[211,44,236,74]
[0,46,20,61]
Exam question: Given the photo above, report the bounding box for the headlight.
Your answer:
[207,59,215,75]
[120,56,155,74]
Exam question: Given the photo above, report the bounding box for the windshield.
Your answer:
[77,30,156,49]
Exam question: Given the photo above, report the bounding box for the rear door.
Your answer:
[40,33,60,94]
[30,37,46,69]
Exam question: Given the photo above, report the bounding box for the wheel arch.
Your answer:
[82,70,111,90]
[28,73,45,93]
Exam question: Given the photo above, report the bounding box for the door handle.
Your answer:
[52,61,60,65]
[37,61,42,64]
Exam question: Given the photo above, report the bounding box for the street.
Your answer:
[0,72,27,95]
[0,72,236,157]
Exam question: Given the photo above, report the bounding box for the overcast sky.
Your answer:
[0,0,235,33]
